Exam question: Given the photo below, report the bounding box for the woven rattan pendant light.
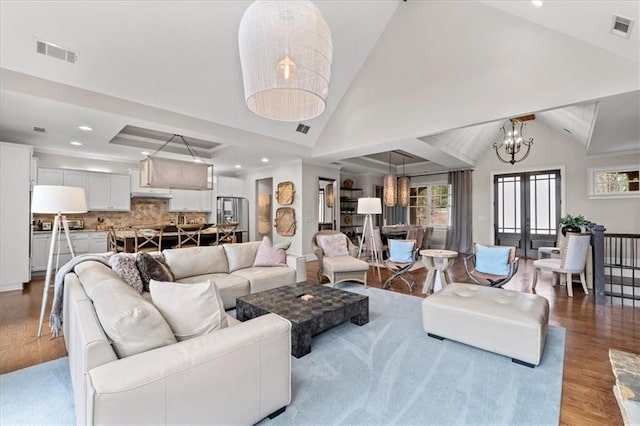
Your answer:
[383,153,397,207]
[325,182,334,207]
[238,1,333,122]
[398,158,410,207]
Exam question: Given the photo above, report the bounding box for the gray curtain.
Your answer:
[445,170,473,254]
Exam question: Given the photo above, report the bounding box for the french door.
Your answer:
[494,170,561,258]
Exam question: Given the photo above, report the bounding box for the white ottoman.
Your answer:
[322,256,369,287]
[422,283,549,367]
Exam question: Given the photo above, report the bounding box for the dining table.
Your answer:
[114,224,244,253]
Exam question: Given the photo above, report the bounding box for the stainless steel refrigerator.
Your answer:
[217,197,249,242]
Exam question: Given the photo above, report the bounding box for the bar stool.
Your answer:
[214,222,238,245]
[176,223,204,248]
[107,226,125,253]
[133,225,166,252]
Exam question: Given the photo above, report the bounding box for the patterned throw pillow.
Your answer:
[149,279,228,341]
[136,252,175,292]
[109,253,144,293]
[253,236,286,267]
[316,234,350,257]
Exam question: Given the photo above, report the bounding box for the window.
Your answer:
[589,166,640,199]
[409,183,451,228]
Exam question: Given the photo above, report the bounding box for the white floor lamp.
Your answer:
[32,185,87,337]
[357,197,382,282]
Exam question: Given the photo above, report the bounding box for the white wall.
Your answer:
[242,161,304,255]
[242,161,340,258]
[473,121,640,245]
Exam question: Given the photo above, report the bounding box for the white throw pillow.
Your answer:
[150,279,228,341]
[317,234,350,257]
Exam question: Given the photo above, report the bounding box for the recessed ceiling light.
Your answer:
[194,158,202,163]
[261,157,269,163]
[531,0,543,7]
[141,151,150,156]
[78,125,93,131]
[235,164,242,169]
[70,141,83,146]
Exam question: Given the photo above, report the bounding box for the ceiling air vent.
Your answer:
[611,15,634,38]
[36,40,77,63]
[33,126,46,133]
[296,123,310,134]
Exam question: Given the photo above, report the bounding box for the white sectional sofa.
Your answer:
[62,241,305,425]
[163,242,306,309]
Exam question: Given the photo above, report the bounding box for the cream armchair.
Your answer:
[312,230,370,287]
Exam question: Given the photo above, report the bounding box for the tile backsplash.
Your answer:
[33,199,209,230]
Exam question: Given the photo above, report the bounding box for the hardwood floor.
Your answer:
[1,256,637,425]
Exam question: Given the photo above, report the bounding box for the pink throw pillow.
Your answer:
[253,236,286,267]
[317,234,349,257]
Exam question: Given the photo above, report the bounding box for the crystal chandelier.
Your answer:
[238,1,333,122]
[493,118,534,165]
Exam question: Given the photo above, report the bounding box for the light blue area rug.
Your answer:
[0,357,74,425]
[1,283,565,426]
[265,283,565,426]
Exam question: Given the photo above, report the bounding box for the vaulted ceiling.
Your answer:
[1,1,638,175]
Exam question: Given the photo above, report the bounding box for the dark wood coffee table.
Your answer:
[236,282,369,358]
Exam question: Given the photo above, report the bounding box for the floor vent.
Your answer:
[296,123,310,134]
[36,40,77,64]
[611,15,634,38]
[33,126,46,133]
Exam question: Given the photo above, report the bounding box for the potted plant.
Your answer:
[559,214,588,236]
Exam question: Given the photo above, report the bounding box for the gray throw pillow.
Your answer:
[136,252,174,291]
[109,253,144,293]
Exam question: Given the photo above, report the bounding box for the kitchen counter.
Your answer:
[33,228,107,234]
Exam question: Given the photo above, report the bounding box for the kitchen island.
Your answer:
[114,225,244,252]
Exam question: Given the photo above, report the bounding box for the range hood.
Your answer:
[130,192,172,199]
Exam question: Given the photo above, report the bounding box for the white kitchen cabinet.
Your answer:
[37,168,87,191]
[31,231,107,272]
[216,176,244,197]
[0,142,31,292]
[88,232,108,253]
[38,168,63,185]
[31,233,51,271]
[62,170,87,190]
[87,172,130,211]
[169,189,212,212]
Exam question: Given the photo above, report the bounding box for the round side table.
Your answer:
[420,249,458,295]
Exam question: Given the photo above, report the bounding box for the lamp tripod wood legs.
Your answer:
[357,213,381,283]
[37,214,75,338]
